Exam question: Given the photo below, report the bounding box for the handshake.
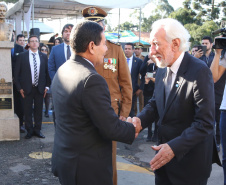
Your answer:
[127,117,142,138]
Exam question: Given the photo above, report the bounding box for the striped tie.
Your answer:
[32,53,38,86]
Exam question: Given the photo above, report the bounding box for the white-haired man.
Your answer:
[132,18,221,185]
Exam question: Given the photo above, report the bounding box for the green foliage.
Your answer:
[119,21,138,31]
[141,14,162,32]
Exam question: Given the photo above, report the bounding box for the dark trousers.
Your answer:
[13,84,24,126]
[23,87,43,134]
[144,95,158,139]
[220,111,226,185]
[215,103,221,144]
[129,94,137,117]
[155,166,208,185]
[44,93,51,114]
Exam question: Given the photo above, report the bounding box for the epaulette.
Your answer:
[107,40,121,46]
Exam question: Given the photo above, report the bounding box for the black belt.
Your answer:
[221,109,226,112]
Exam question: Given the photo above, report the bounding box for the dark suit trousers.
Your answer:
[129,94,137,117]
[23,86,43,133]
[155,166,208,185]
[13,84,24,126]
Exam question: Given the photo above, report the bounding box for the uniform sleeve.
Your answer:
[117,46,133,117]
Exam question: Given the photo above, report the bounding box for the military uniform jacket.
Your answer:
[95,40,132,117]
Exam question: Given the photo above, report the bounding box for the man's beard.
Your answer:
[155,50,173,68]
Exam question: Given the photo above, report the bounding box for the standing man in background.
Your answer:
[11,34,26,133]
[48,24,73,126]
[82,7,132,185]
[124,43,143,117]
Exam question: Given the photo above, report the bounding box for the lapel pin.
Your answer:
[175,81,181,88]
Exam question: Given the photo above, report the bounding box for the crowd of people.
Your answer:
[9,5,226,185]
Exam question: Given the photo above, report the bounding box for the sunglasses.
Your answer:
[41,49,47,52]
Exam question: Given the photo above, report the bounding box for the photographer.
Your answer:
[210,35,226,184]
[195,36,215,67]
[139,54,158,142]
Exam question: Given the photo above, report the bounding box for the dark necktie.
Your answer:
[32,53,38,86]
[67,45,71,60]
[164,68,173,104]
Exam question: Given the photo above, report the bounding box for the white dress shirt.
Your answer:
[29,50,40,85]
[64,43,72,61]
[168,52,185,89]
[127,56,133,73]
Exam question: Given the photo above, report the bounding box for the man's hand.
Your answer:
[127,117,142,138]
[44,88,48,98]
[194,49,203,58]
[135,89,142,97]
[150,144,175,171]
[20,89,25,98]
[119,116,126,121]
[145,74,155,84]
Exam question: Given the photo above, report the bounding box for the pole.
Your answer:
[117,8,120,43]
[139,7,141,43]
[32,0,34,28]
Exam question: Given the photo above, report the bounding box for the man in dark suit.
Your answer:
[124,43,143,117]
[14,35,51,139]
[11,34,25,133]
[48,24,73,80]
[51,21,141,185]
[132,18,221,185]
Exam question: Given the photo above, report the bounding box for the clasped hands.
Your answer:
[126,117,142,138]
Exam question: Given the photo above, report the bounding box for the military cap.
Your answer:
[134,42,144,48]
[82,7,107,22]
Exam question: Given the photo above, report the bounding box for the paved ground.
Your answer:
[0,109,224,185]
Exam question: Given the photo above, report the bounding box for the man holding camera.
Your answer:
[194,36,215,67]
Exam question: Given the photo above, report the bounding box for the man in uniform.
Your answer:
[134,42,145,115]
[82,7,132,185]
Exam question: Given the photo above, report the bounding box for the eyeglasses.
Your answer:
[30,40,39,43]
[41,49,47,51]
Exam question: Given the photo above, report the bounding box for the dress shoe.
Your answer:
[20,126,26,133]
[45,112,49,118]
[25,133,33,139]
[34,131,45,138]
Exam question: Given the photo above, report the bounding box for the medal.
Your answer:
[104,58,108,69]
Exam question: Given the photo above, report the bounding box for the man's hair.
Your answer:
[0,2,7,11]
[61,24,74,35]
[97,20,105,27]
[151,18,190,52]
[16,34,25,41]
[192,45,198,49]
[202,36,213,43]
[28,35,39,43]
[70,21,103,53]
[125,43,134,49]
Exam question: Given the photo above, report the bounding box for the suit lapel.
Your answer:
[131,57,136,75]
[59,43,66,62]
[158,68,167,117]
[163,53,189,116]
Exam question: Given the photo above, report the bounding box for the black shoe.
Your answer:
[34,131,45,138]
[45,112,49,118]
[25,132,33,139]
[20,126,26,133]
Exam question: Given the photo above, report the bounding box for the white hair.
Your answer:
[0,2,7,11]
[151,18,190,52]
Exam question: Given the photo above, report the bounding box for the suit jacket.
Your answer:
[51,54,135,185]
[131,56,143,93]
[11,44,25,76]
[48,43,66,80]
[138,52,220,184]
[95,40,132,117]
[14,50,51,95]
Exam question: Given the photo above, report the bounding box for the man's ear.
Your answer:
[88,41,95,55]
[172,38,180,52]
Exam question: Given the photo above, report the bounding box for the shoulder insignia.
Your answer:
[107,40,121,46]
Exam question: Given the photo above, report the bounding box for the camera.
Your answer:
[146,71,156,78]
[212,28,226,49]
[197,45,207,55]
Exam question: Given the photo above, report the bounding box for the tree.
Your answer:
[119,21,138,31]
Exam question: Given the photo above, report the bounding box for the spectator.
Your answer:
[139,54,158,142]
[14,35,51,139]
[40,44,51,118]
[191,45,198,56]
[210,46,226,185]
[54,37,62,45]
[11,34,26,133]
[124,42,143,117]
